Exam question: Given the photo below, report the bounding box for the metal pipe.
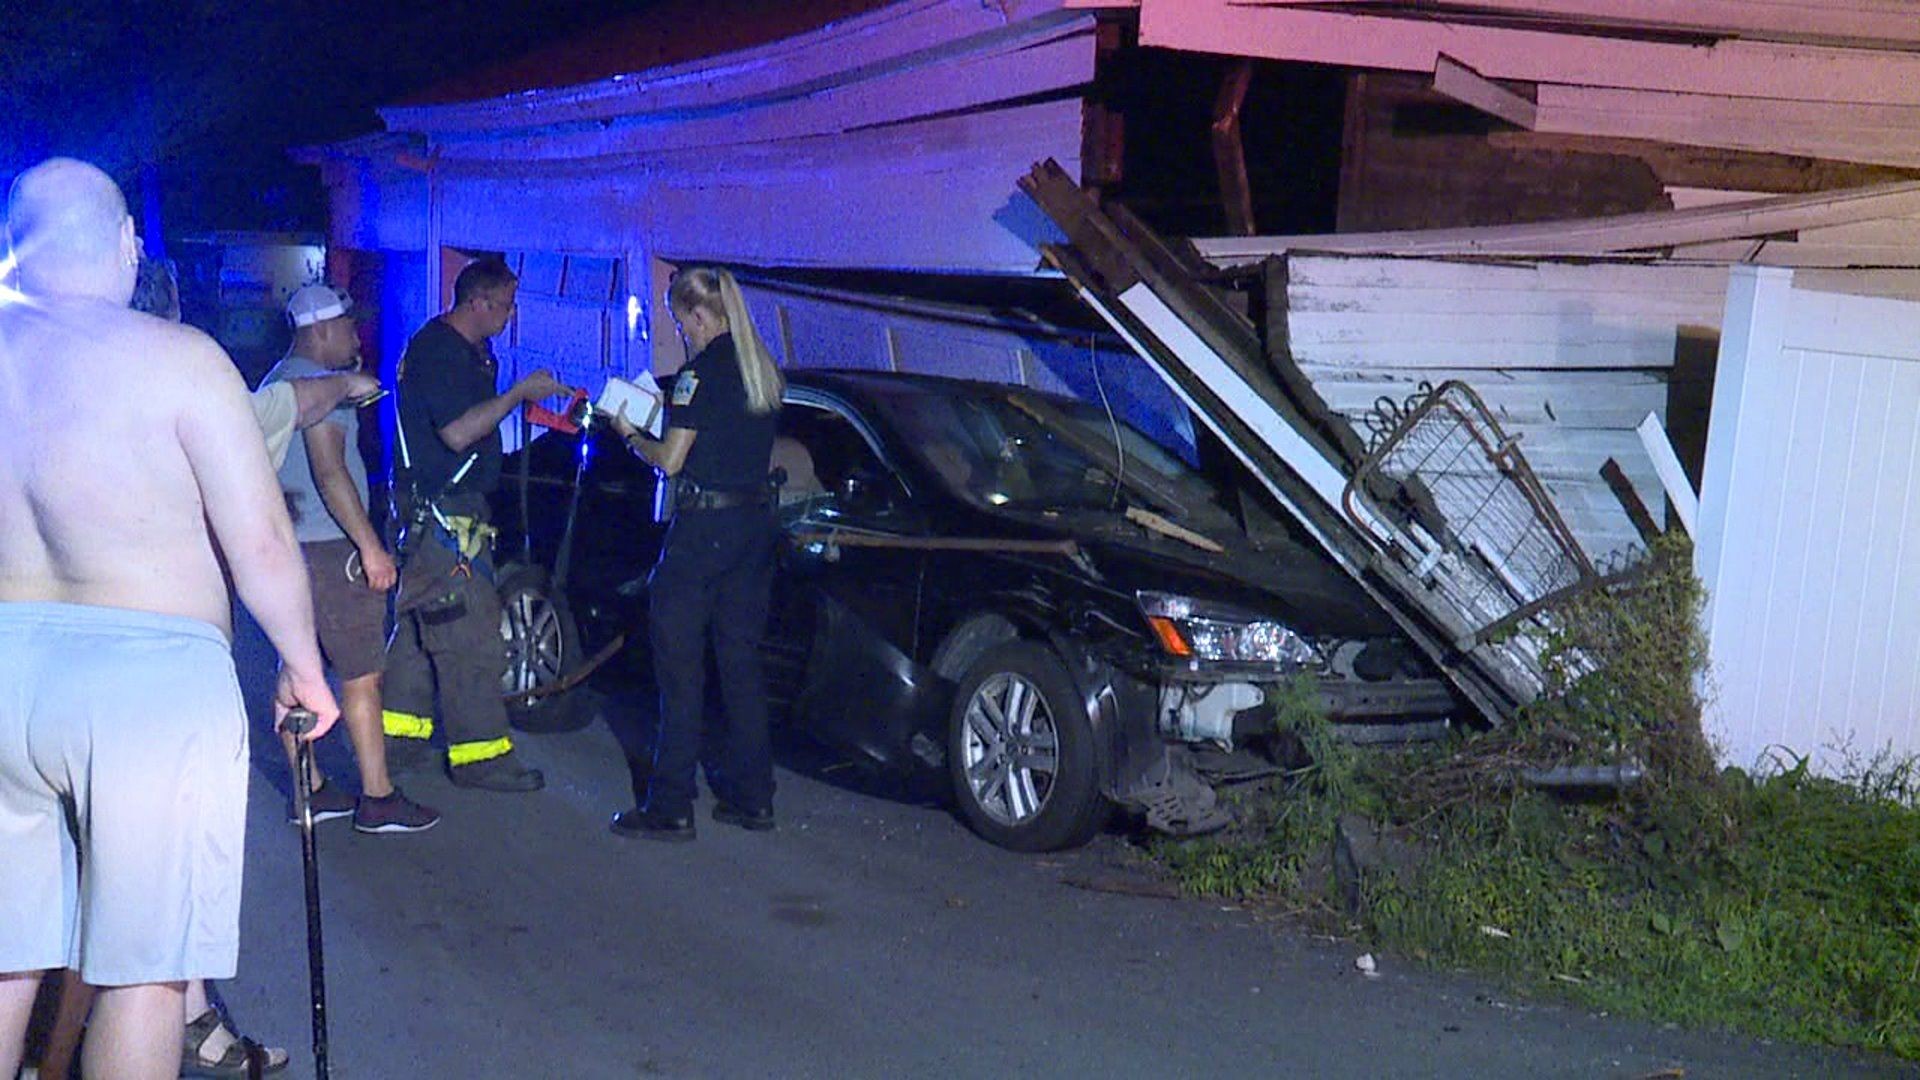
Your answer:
[1518,762,1645,790]
[282,708,330,1080]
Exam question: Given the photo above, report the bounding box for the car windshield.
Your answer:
[867,383,1202,515]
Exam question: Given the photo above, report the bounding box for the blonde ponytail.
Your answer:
[669,266,784,415]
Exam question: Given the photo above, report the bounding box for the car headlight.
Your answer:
[1136,591,1319,668]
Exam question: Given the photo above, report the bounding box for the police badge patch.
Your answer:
[671,370,700,406]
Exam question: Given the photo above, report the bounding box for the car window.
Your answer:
[775,402,899,519]
[869,386,1195,514]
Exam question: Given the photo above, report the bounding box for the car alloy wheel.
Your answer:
[959,671,1062,827]
[496,566,587,733]
[502,587,567,701]
[947,641,1106,851]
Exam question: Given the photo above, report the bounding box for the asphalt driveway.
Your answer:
[195,619,1914,1080]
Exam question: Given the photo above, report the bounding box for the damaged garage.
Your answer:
[299,0,1920,844]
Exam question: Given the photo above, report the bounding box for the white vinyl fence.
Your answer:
[1697,265,1920,775]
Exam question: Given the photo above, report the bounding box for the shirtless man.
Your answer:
[0,159,340,1079]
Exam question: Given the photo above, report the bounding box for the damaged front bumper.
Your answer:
[1095,658,1455,838]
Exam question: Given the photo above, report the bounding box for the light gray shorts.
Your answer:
[0,602,248,986]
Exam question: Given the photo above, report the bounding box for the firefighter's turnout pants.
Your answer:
[382,493,518,768]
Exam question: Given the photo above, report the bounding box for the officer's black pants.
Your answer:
[643,505,777,818]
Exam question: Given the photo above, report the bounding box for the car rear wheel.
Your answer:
[948,641,1106,851]
[498,566,588,733]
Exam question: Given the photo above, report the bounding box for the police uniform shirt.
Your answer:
[396,317,503,498]
[667,332,776,492]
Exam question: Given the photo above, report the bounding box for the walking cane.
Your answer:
[281,707,331,1080]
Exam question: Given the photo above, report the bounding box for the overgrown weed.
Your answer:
[1154,535,1920,1060]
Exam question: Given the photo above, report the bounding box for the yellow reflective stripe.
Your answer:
[447,736,514,767]
[382,711,434,739]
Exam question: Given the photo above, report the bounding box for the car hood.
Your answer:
[994,507,1399,639]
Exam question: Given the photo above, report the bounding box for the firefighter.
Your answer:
[608,266,783,840]
[385,257,568,791]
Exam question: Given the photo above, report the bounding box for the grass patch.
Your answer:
[1157,535,1920,1060]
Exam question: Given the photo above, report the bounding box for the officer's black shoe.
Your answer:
[449,754,545,793]
[711,802,776,832]
[610,807,695,842]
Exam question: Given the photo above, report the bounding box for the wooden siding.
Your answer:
[423,95,1085,275]
[1340,0,1920,49]
[350,2,1094,275]
[1072,0,1920,50]
[1134,0,1920,106]
[384,0,1079,136]
[1198,181,1920,264]
[1282,254,1734,558]
[424,96,1085,276]
[1108,0,1920,215]
[1535,84,1920,170]
[1335,73,1665,233]
[417,19,1096,165]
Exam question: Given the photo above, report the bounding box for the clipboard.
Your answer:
[595,374,664,438]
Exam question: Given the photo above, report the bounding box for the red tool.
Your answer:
[526,388,587,434]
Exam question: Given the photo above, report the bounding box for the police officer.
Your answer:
[385,256,567,792]
[608,266,784,841]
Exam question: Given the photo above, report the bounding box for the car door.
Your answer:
[497,425,660,661]
[769,398,938,769]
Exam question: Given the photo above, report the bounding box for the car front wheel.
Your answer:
[498,566,587,733]
[948,641,1106,851]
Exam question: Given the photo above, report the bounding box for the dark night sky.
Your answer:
[0,0,646,234]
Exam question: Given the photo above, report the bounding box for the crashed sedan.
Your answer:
[494,370,1456,851]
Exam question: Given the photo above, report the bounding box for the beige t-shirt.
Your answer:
[249,381,298,471]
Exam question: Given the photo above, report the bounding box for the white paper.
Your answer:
[596,373,664,438]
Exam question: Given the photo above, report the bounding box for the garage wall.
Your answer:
[492,250,631,452]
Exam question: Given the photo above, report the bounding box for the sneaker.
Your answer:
[712,802,776,832]
[287,781,356,826]
[353,788,442,834]
[449,752,545,793]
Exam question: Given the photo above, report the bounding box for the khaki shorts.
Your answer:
[0,602,248,986]
[304,539,389,681]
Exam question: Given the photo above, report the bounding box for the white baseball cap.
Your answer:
[285,283,355,328]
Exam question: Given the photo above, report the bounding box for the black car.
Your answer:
[492,370,1455,851]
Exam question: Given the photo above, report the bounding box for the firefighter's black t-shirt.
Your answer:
[665,333,776,492]
[396,317,503,499]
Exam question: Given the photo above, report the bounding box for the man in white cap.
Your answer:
[129,254,377,470]
[262,283,440,833]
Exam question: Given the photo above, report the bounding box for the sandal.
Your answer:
[182,1008,290,1078]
